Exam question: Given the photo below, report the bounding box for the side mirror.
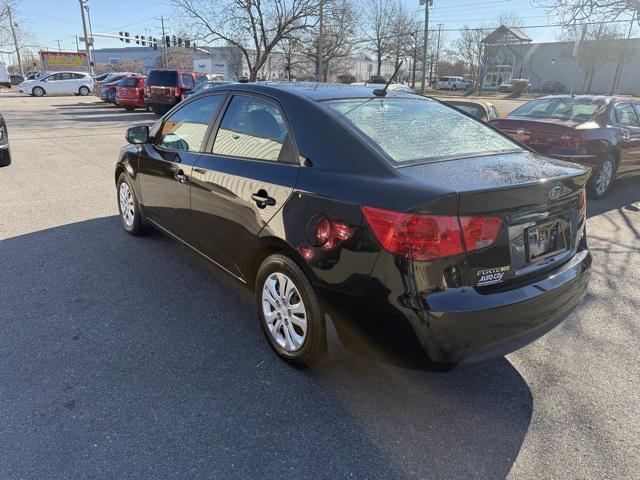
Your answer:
[126,125,150,144]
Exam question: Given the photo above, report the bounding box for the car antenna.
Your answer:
[373,61,403,97]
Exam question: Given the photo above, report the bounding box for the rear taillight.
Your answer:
[174,87,182,97]
[556,130,584,148]
[144,86,150,94]
[362,206,501,261]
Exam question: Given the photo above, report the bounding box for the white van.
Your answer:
[436,76,470,91]
[0,65,11,88]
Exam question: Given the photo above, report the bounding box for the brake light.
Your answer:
[362,206,502,261]
[556,130,584,148]
[174,87,182,97]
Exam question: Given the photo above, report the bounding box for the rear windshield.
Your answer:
[451,103,483,118]
[146,70,178,87]
[511,98,605,122]
[119,77,139,87]
[325,98,519,165]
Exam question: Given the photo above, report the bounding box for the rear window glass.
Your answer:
[147,70,178,87]
[118,77,139,87]
[451,103,484,118]
[511,98,604,122]
[325,98,519,165]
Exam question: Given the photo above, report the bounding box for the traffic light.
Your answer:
[135,35,139,45]
[185,39,190,48]
[140,35,146,46]
[119,31,124,42]
[124,32,130,43]
[172,35,177,47]
[177,37,183,48]
[164,35,170,47]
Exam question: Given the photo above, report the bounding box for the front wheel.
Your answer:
[117,173,149,235]
[451,84,457,91]
[32,86,45,97]
[588,155,616,199]
[79,86,90,96]
[256,254,326,368]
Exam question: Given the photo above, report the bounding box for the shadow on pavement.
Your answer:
[0,217,532,479]
[587,176,640,219]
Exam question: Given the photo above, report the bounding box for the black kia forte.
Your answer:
[115,83,592,369]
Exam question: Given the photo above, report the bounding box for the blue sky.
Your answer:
[20,0,566,54]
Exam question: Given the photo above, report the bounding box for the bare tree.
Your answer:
[170,0,318,82]
[362,0,397,76]
[558,23,625,92]
[386,1,413,73]
[452,25,490,92]
[301,0,359,81]
[498,12,524,26]
[154,47,195,70]
[537,0,640,25]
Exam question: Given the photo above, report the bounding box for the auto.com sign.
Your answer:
[40,51,89,72]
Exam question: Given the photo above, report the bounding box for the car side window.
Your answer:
[212,95,289,162]
[60,73,73,80]
[72,73,85,79]
[182,74,194,89]
[44,74,59,82]
[613,103,640,127]
[157,95,223,152]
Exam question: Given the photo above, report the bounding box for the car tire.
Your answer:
[588,155,616,199]
[32,86,45,97]
[117,173,150,236]
[124,106,135,112]
[79,86,90,96]
[452,84,457,91]
[256,254,326,369]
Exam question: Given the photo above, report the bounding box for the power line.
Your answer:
[435,18,636,32]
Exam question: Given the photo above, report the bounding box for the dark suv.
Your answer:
[144,69,197,114]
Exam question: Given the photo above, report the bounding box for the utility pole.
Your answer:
[161,16,168,69]
[610,10,636,95]
[6,6,24,77]
[84,5,96,67]
[316,0,324,82]
[78,0,94,74]
[57,39,62,52]
[434,23,443,81]
[75,35,80,52]
[411,32,417,88]
[419,0,431,93]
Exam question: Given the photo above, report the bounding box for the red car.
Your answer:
[116,76,147,111]
[490,95,640,198]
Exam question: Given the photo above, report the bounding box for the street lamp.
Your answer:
[83,4,96,64]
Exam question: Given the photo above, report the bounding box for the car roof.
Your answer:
[535,94,631,104]
[217,81,420,102]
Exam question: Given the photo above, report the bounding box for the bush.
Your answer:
[511,79,531,95]
[337,74,356,84]
[368,75,387,84]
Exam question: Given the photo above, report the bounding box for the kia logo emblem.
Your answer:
[516,128,526,136]
[548,186,563,200]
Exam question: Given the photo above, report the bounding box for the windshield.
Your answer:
[147,70,178,87]
[511,98,605,122]
[325,98,520,165]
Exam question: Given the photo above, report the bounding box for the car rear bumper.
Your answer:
[415,248,591,364]
[144,95,180,108]
[116,97,144,107]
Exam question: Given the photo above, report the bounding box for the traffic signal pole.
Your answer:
[161,16,168,69]
[78,0,94,74]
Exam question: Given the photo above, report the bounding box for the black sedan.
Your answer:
[115,83,592,369]
[0,112,11,167]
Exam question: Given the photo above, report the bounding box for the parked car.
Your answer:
[181,79,233,101]
[93,72,134,97]
[490,95,640,198]
[144,69,198,114]
[542,81,567,94]
[101,74,138,103]
[0,112,11,167]
[0,65,11,88]
[442,99,500,121]
[116,83,591,369]
[10,74,24,85]
[436,76,470,91]
[116,76,147,111]
[18,71,93,97]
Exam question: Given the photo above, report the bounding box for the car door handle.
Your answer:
[251,191,276,208]
[174,172,189,184]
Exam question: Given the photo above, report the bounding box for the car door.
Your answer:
[42,73,62,94]
[189,93,300,277]
[611,102,640,175]
[137,93,225,240]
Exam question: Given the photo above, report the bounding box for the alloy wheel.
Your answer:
[595,159,614,196]
[119,182,135,228]
[262,272,308,352]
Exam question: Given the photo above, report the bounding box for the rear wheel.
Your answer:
[452,84,457,91]
[79,86,90,96]
[256,254,326,368]
[124,106,135,112]
[32,86,45,97]
[588,155,616,199]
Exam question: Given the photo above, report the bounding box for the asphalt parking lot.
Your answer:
[0,92,638,479]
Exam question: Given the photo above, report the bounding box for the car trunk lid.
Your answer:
[490,117,581,154]
[399,151,590,290]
